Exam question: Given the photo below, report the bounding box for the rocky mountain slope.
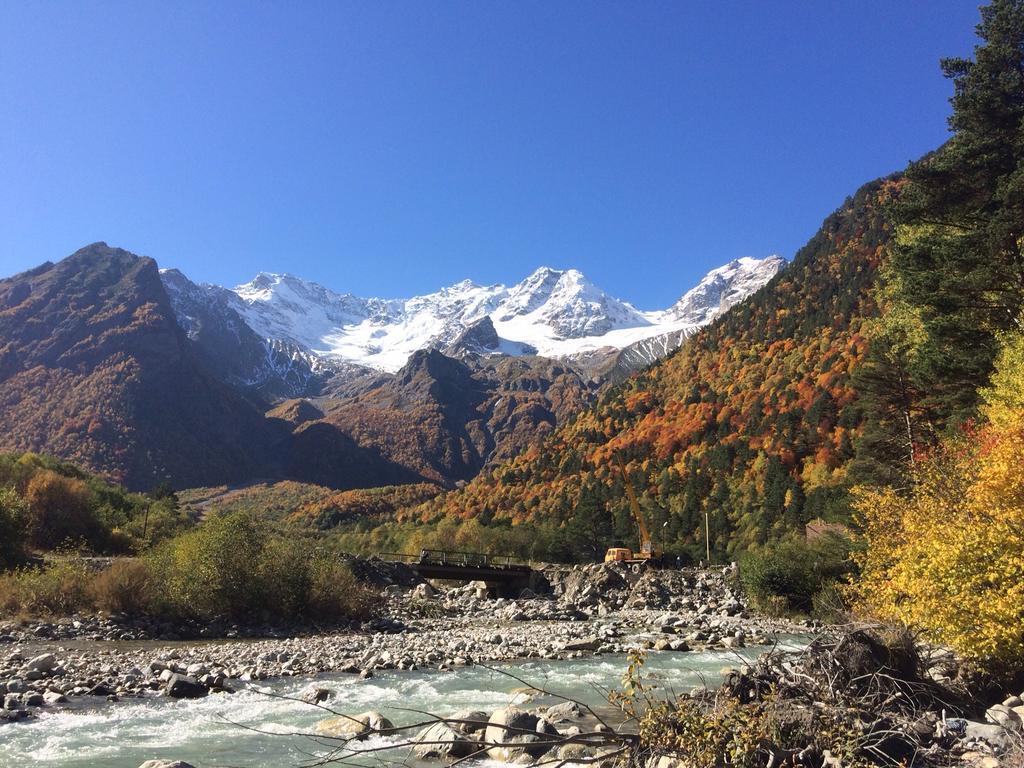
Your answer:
[284,350,595,486]
[406,178,897,556]
[0,244,782,491]
[0,243,280,489]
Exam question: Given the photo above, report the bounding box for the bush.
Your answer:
[25,470,99,549]
[88,558,153,615]
[851,330,1024,673]
[0,558,93,616]
[0,487,29,567]
[147,512,375,623]
[306,553,374,621]
[740,535,855,615]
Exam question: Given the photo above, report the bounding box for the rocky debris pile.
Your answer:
[546,563,745,618]
[647,627,1024,768]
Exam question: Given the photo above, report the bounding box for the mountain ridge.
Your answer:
[161,256,785,397]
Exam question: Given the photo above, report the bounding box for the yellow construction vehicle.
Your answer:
[604,456,663,572]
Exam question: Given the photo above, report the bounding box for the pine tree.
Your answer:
[890,0,1024,427]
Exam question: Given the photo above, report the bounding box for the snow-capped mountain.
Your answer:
[161,256,784,388]
[666,256,785,324]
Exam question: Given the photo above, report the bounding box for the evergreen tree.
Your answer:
[890,0,1024,426]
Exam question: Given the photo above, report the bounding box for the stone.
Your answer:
[412,583,437,600]
[298,685,334,705]
[23,691,44,707]
[26,653,57,673]
[43,690,68,705]
[962,721,1011,752]
[562,637,600,652]
[412,722,480,760]
[544,700,584,723]
[985,704,1022,731]
[3,693,22,710]
[447,709,491,735]
[163,674,208,699]
[484,707,556,762]
[316,711,395,740]
[137,762,197,768]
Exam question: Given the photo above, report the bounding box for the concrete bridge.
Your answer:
[378,549,540,598]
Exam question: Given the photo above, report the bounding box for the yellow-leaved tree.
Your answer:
[850,327,1024,670]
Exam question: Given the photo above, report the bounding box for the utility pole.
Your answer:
[705,511,711,563]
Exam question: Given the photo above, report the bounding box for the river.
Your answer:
[0,639,804,768]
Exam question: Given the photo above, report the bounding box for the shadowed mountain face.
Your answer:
[0,237,782,493]
[0,243,281,490]
[285,349,595,486]
[0,245,598,490]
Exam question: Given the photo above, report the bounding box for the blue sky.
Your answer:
[1,1,981,309]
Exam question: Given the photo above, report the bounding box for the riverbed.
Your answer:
[0,640,804,768]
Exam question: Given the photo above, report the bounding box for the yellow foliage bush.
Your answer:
[850,330,1024,670]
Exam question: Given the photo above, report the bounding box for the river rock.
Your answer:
[163,674,208,699]
[26,653,57,673]
[412,721,481,760]
[484,707,558,762]
[298,685,334,705]
[543,700,584,723]
[562,638,600,652]
[985,704,1022,731]
[137,762,197,768]
[447,709,491,735]
[316,710,395,740]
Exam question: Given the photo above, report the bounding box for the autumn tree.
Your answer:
[24,469,97,549]
[850,327,1024,671]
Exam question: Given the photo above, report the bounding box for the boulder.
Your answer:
[985,704,1022,732]
[484,707,557,762]
[43,690,67,705]
[137,762,197,768]
[412,583,437,600]
[316,711,395,740]
[961,721,1011,752]
[562,637,601,652]
[544,701,584,723]
[26,653,57,673]
[163,673,208,699]
[412,722,481,760]
[447,709,491,735]
[298,685,334,705]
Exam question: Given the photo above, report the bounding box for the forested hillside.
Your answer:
[399,177,899,559]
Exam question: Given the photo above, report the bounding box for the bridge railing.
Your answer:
[377,549,524,569]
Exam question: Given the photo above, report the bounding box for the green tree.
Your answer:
[889,0,1024,427]
[0,488,29,567]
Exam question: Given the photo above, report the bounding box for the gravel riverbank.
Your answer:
[0,562,810,722]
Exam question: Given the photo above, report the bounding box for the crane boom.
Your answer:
[616,455,655,556]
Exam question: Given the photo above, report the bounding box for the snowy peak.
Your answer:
[667,255,785,325]
[162,256,784,379]
[496,267,649,339]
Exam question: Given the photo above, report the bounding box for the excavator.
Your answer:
[604,456,663,572]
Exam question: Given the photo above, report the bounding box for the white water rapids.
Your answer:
[0,639,805,768]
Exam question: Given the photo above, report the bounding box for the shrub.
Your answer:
[0,487,29,567]
[0,557,93,616]
[88,558,154,615]
[147,512,376,623]
[740,535,855,615]
[24,470,99,549]
[306,553,374,621]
